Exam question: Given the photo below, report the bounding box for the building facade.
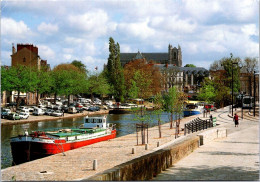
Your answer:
[1,44,50,106]
[120,44,182,67]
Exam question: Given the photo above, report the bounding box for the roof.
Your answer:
[154,64,209,75]
[120,52,169,61]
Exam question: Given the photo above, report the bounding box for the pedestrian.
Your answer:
[233,113,239,127]
[210,115,213,122]
[62,109,64,117]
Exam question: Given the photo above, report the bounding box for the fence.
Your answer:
[184,117,216,135]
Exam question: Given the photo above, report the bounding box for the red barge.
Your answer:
[10,116,116,165]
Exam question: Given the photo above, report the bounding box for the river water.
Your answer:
[1,112,176,169]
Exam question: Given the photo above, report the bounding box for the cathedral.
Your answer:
[120,44,182,67]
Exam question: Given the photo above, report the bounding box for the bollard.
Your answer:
[93,159,97,170]
[157,141,160,147]
[132,147,135,154]
[145,143,149,150]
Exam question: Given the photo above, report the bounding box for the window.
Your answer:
[23,57,26,62]
[173,52,177,59]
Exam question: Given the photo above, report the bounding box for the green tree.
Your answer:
[87,72,111,101]
[71,60,88,74]
[34,66,54,105]
[105,37,125,102]
[52,64,86,106]
[184,64,196,67]
[2,65,36,108]
[153,93,165,138]
[197,78,216,103]
[163,86,186,129]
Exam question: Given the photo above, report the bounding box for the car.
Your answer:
[7,113,20,120]
[1,108,11,119]
[45,109,54,116]
[7,102,17,107]
[76,107,84,113]
[32,108,45,116]
[88,106,100,112]
[18,112,29,119]
[52,110,63,117]
[68,106,77,114]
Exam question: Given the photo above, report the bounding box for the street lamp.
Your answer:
[231,61,238,117]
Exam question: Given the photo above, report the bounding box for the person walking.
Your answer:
[233,113,239,127]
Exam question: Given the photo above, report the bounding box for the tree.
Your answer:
[71,60,88,74]
[87,71,111,101]
[163,86,186,130]
[153,93,165,138]
[184,64,196,67]
[124,59,162,99]
[34,66,54,105]
[242,57,259,74]
[2,65,36,108]
[197,78,216,103]
[52,64,86,106]
[105,37,125,102]
[209,54,241,107]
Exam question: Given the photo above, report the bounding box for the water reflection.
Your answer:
[1,112,174,169]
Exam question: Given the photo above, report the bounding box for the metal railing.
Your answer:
[184,117,214,135]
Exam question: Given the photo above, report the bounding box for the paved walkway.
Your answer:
[153,107,259,181]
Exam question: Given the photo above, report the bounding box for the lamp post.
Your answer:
[231,62,238,116]
[254,71,256,117]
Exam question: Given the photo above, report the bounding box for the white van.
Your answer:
[68,107,77,114]
[32,108,45,116]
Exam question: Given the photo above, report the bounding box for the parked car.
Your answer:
[76,107,84,113]
[32,108,45,116]
[1,108,11,119]
[18,112,29,119]
[88,106,100,112]
[68,107,77,114]
[7,113,20,120]
[75,103,83,108]
[45,109,54,116]
[7,102,17,107]
[52,110,63,117]
[61,106,68,113]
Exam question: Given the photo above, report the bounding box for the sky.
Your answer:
[1,0,259,72]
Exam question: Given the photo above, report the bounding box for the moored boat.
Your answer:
[10,115,116,165]
[183,104,202,117]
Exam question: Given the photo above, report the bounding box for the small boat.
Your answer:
[183,104,202,117]
[10,116,116,165]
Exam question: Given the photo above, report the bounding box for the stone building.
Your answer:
[120,44,182,67]
[11,43,50,70]
[2,44,50,106]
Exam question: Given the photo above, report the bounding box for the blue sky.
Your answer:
[1,0,259,71]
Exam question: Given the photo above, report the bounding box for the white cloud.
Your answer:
[37,45,55,60]
[1,18,31,39]
[117,20,155,39]
[241,24,258,36]
[67,9,109,37]
[37,22,59,35]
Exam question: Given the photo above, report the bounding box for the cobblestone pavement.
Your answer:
[153,107,259,181]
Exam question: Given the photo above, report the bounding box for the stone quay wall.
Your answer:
[86,127,227,181]
[85,135,200,181]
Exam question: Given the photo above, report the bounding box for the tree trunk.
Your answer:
[16,90,20,110]
[54,93,57,104]
[67,95,70,107]
[36,90,39,105]
[170,113,173,129]
[158,119,162,138]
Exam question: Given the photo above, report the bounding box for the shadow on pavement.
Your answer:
[153,165,259,181]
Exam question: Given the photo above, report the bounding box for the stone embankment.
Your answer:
[1,108,228,181]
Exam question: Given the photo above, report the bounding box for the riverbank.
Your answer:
[1,108,214,181]
[1,110,110,126]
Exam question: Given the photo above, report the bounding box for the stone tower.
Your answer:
[168,44,182,67]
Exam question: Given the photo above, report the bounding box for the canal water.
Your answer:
[1,112,176,169]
